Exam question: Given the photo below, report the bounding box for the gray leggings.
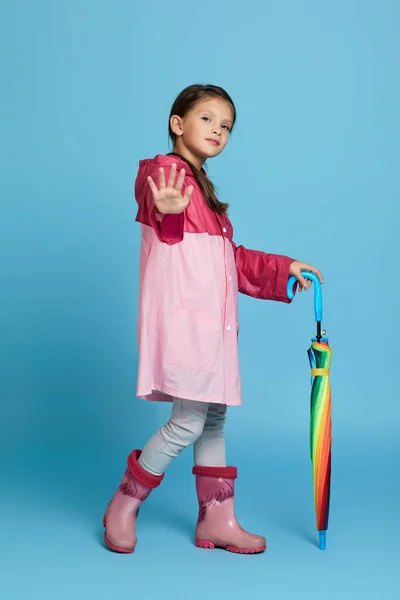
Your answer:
[138,398,227,476]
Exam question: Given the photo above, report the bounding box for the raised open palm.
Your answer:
[147,163,194,215]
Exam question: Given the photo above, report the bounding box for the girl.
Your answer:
[103,84,323,555]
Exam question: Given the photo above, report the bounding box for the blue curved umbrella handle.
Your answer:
[287,270,323,322]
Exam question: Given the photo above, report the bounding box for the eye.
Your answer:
[222,125,231,131]
[201,116,211,122]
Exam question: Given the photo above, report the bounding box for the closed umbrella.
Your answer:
[288,271,332,550]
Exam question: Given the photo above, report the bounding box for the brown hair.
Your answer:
[168,84,236,215]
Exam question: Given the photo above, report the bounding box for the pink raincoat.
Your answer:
[134,154,294,406]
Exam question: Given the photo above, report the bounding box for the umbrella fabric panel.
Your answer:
[309,342,332,532]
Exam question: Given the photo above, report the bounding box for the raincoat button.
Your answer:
[222,227,227,233]
[227,325,231,331]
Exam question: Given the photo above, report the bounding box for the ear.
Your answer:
[170,115,184,137]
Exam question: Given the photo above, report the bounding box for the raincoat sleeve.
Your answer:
[137,166,185,246]
[151,207,184,245]
[233,242,295,303]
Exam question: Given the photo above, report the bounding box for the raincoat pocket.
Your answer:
[164,308,222,373]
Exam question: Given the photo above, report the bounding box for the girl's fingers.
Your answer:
[297,266,323,292]
[159,167,166,189]
[175,168,186,193]
[147,176,158,197]
[183,185,194,202]
[299,274,308,289]
[315,268,324,284]
[306,264,324,284]
[167,163,177,188]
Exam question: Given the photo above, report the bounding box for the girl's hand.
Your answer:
[289,261,324,292]
[147,163,194,215]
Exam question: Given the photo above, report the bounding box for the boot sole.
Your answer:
[195,538,266,554]
[103,514,135,554]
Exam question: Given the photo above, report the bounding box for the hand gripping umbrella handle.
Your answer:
[287,270,323,322]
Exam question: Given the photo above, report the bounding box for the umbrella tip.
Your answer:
[318,530,327,550]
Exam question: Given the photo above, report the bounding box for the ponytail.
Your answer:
[168,152,229,215]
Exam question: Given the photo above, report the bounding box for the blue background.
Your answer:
[1,0,398,598]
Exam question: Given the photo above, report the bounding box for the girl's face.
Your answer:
[171,97,234,164]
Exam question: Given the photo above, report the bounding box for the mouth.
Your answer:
[206,139,220,147]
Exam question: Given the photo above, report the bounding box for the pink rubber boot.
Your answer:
[103,449,164,553]
[192,465,266,554]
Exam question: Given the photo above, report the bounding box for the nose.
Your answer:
[212,126,222,136]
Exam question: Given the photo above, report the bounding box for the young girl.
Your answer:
[103,84,323,555]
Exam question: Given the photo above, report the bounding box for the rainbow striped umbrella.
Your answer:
[288,271,332,550]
